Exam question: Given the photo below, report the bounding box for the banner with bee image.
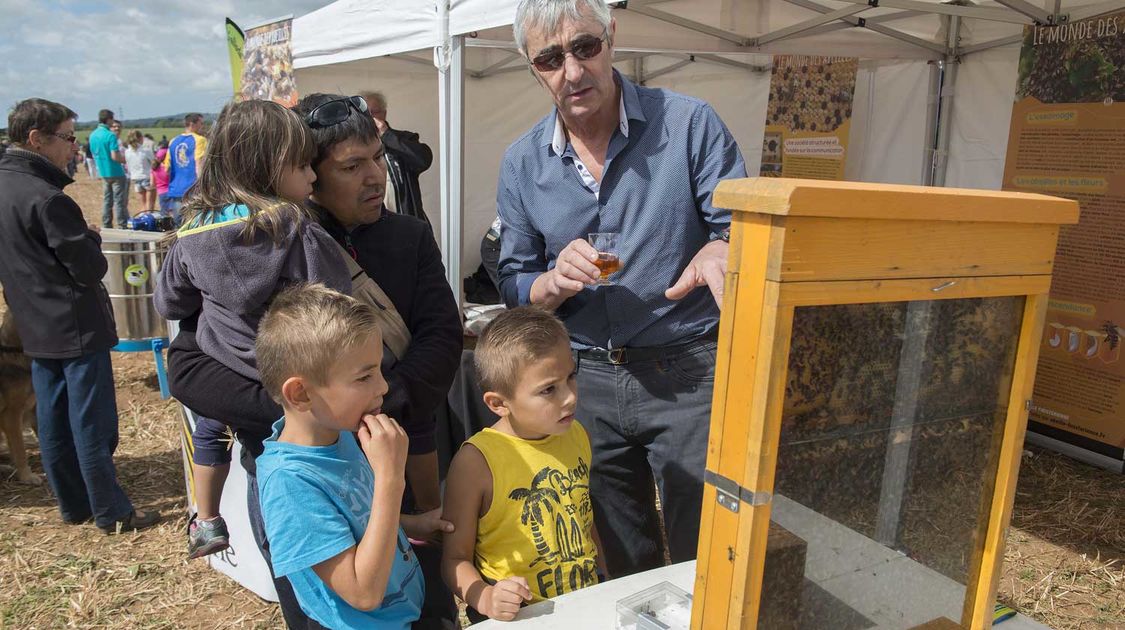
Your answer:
[1004,10,1125,471]
[239,17,298,107]
[760,56,858,180]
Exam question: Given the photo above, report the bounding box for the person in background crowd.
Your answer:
[163,113,207,223]
[0,97,160,534]
[88,109,129,228]
[151,146,172,216]
[142,133,155,152]
[124,130,155,213]
[360,91,433,224]
[82,140,97,177]
[498,0,746,578]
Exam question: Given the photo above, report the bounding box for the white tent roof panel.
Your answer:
[292,0,438,69]
[292,0,1112,67]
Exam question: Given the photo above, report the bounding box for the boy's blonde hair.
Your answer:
[256,283,382,403]
[474,306,570,396]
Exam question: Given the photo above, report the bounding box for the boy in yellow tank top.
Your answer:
[442,307,603,622]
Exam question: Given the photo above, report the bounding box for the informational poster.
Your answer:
[1004,10,1125,471]
[225,18,245,97]
[239,17,298,106]
[760,56,858,180]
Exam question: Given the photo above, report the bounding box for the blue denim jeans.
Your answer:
[101,176,129,228]
[191,416,233,466]
[575,337,717,577]
[31,351,134,528]
[164,197,183,226]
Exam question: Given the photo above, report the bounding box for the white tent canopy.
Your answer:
[291,0,1124,302]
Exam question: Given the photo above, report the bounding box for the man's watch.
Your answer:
[717,228,731,243]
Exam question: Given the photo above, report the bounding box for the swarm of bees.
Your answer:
[771,297,1024,578]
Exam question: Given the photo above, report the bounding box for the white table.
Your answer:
[469,561,695,628]
[469,495,1053,629]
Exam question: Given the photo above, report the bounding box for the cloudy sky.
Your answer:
[1,0,331,122]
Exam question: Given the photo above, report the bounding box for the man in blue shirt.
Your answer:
[498,0,746,578]
[163,113,208,222]
[88,109,128,228]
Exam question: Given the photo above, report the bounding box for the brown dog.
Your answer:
[0,307,40,485]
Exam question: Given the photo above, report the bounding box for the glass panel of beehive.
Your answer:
[757,296,1024,629]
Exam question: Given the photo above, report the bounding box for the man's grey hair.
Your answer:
[514,0,612,56]
[359,91,387,110]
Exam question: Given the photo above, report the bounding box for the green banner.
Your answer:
[226,18,245,97]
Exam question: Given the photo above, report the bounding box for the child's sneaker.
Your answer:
[187,515,230,559]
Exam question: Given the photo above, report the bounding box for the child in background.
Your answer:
[123,130,155,213]
[151,145,171,217]
[254,283,450,629]
[442,306,601,622]
[154,100,351,559]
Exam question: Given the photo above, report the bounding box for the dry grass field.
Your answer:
[0,173,1121,628]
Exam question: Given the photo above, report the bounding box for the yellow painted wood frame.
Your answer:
[694,178,1077,630]
[693,277,1054,630]
[962,293,1050,628]
[693,213,774,629]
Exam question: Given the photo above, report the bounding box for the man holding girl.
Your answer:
[163,93,461,628]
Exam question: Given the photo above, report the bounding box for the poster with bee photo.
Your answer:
[239,17,298,107]
[1004,10,1125,468]
[760,56,858,180]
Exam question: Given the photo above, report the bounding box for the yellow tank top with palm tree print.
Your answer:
[466,423,599,602]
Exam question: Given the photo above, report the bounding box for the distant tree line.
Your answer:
[71,113,217,131]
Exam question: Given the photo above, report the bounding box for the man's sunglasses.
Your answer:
[530,31,608,72]
[51,132,77,144]
[304,95,369,129]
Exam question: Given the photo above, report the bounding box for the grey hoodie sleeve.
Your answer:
[154,240,204,321]
[294,222,352,295]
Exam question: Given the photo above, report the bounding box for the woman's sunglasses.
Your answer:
[304,95,369,129]
[530,31,608,72]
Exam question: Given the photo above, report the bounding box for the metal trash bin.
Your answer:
[100,228,168,342]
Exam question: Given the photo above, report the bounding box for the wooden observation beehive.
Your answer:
[692,178,1079,630]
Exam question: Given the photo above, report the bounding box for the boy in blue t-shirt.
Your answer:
[253,283,452,629]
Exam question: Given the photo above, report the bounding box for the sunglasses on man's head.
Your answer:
[304,95,369,129]
[530,31,608,72]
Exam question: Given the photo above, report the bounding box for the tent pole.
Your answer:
[633,57,645,85]
[438,34,465,309]
[932,16,961,188]
[922,61,942,186]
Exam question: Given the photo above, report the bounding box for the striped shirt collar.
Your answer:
[548,71,642,156]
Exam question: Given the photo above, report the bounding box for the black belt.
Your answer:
[576,331,718,366]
